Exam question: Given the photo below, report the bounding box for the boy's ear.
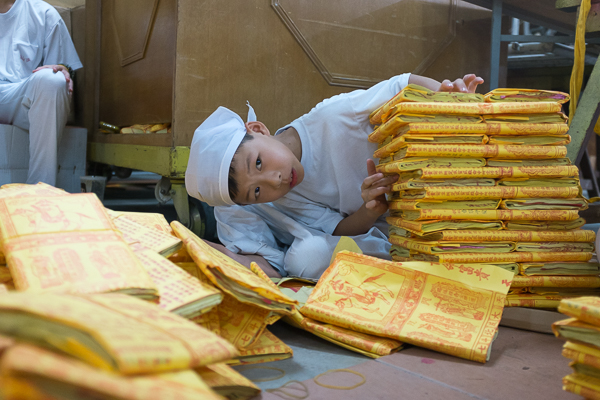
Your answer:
[245,121,271,136]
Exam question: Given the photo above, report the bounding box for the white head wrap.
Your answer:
[186,103,257,206]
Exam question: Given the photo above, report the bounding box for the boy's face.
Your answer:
[231,126,304,205]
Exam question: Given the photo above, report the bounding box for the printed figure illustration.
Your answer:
[431,282,488,320]
[418,313,476,342]
[13,199,95,232]
[318,265,395,316]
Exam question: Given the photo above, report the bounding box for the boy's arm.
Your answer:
[409,74,484,93]
[205,240,282,278]
[333,159,397,237]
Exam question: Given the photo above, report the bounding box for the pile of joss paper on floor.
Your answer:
[370,85,600,310]
[0,183,517,399]
[553,296,600,399]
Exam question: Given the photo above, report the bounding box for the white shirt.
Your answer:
[0,0,82,85]
[215,73,411,273]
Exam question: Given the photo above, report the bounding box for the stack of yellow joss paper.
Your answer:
[370,85,600,310]
[0,182,302,399]
[553,297,600,398]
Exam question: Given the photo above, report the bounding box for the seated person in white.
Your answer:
[185,73,483,279]
[0,0,82,186]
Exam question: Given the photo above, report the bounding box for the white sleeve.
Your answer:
[346,73,411,117]
[214,205,287,273]
[276,195,344,235]
[43,19,83,70]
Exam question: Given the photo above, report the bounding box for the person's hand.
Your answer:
[361,159,398,217]
[32,65,73,94]
[438,74,484,93]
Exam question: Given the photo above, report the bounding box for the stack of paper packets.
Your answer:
[0,182,303,399]
[369,85,600,309]
[553,297,600,398]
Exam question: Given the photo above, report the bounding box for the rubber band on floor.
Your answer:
[265,380,309,400]
[313,368,366,390]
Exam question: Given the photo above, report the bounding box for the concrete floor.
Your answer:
[243,323,576,400]
[104,172,580,400]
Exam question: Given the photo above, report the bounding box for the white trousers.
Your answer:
[0,69,71,186]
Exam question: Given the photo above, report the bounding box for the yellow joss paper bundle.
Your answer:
[134,248,223,318]
[395,209,579,221]
[389,199,500,211]
[228,329,293,365]
[0,182,65,199]
[513,276,600,289]
[504,218,586,230]
[397,186,580,200]
[388,217,503,236]
[563,341,600,370]
[369,114,483,143]
[301,251,513,363]
[0,194,158,300]
[563,373,600,399]
[389,235,514,254]
[0,345,225,400]
[497,177,579,187]
[554,318,600,349]
[395,165,580,180]
[515,242,594,252]
[393,178,496,190]
[110,213,182,257]
[506,293,573,308]
[414,229,595,242]
[407,252,593,264]
[108,210,175,235]
[382,133,489,145]
[217,293,274,350]
[369,84,485,125]
[483,113,568,124]
[195,363,260,399]
[558,297,600,326]
[519,262,600,276]
[386,122,570,137]
[488,134,571,146]
[485,88,570,103]
[385,143,567,160]
[388,101,561,117]
[285,309,403,358]
[0,292,238,374]
[171,221,297,314]
[377,157,487,173]
[500,198,588,210]
[487,158,572,167]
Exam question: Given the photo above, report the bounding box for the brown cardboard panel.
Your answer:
[99,0,176,130]
[378,326,577,400]
[173,0,495,147]
[172,0,348,146]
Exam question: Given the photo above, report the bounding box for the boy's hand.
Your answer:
[439,74,484,93]
[32,64,73,94]
[361,159,398,217]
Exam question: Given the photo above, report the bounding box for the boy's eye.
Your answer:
[254,187,260,199]
[256,157,262,170]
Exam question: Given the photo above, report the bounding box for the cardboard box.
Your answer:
[0,125,87,194]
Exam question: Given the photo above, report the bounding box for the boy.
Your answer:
[186,73,483,278]
[0,0,82,186]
